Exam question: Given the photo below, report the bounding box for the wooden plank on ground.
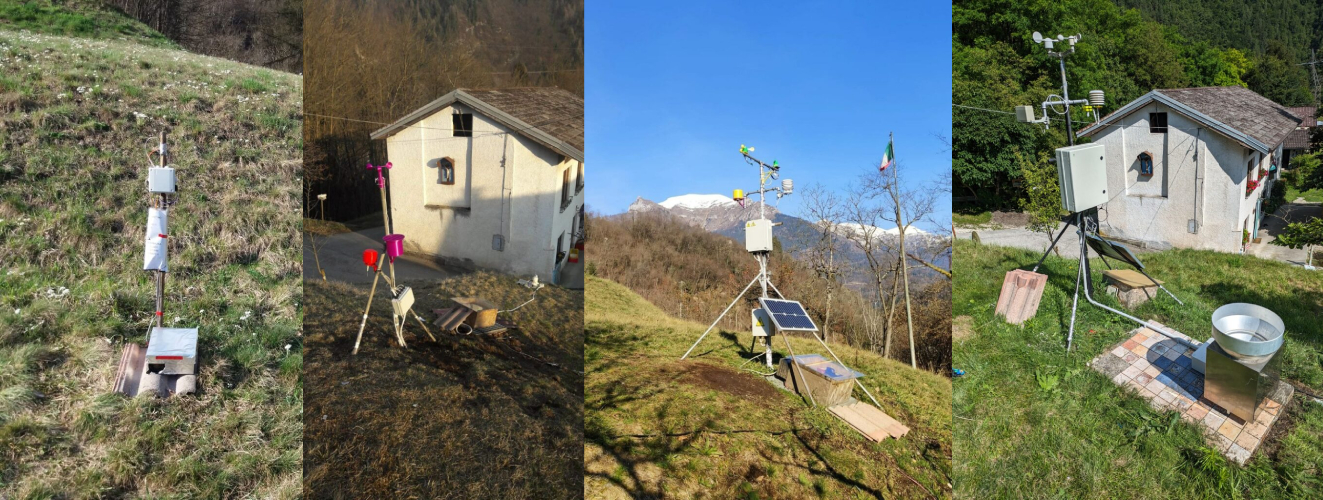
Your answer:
[828,402,910,441]
[829,403,890,442]
[1102,269,1161,288]
[851,402,911,438]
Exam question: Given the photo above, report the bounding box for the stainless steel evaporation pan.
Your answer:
[1211,303,1285,363]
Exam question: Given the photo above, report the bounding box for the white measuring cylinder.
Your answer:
[144,207,168,272]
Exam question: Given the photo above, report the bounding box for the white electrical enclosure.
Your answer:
[392,287,415,317]
[1055,143,1108,213]
[745,219,774,253]
[143,208,168,272]
[751,308,771,337]
[148,167,176,193]
[146,327,198,375]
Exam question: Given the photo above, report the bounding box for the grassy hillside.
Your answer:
[0,0,174,47]
[0,7,302,498]
[953,239,1323,498]
[303,274,584,498]
[585,275,952,498]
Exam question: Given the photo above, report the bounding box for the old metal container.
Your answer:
[1211,303,1285,362]
[1206,303,1285,422]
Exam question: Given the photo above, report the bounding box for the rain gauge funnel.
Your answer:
[1204,303,1285,422]
[383,234,405,262]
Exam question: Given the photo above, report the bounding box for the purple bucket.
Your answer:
[383,234,405,262]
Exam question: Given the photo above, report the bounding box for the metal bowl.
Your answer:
[1211,303,1285,361]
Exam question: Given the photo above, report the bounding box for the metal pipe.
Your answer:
[1031,220,1072,273]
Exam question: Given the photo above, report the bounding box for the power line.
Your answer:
[952,103,1016,115]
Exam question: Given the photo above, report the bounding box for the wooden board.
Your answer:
[828,401,910,441]
[1102,269,1161,289]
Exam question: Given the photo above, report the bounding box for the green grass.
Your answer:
[585,276,953,498]
[953,239,1323,498]
[0,0,175,47]
[304,274,584,498]
[0,20,302,499]
[1286,185,1323,203]
[953,211,993,227]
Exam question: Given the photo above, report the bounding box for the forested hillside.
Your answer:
[586,211,953,374]
[103,0,303,72]
[953,0,1320,211]
[305,0,584,220]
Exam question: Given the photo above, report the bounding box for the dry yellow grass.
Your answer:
[303,272,584,498]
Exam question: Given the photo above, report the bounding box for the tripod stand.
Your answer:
[352,251,435,354]
[1029,210,1192,351]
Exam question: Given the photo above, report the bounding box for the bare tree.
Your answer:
[801,184,845,344]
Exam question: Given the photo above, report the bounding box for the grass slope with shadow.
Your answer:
[0,4,303,497]
[303,273,584,499]
[953,239,1323,499]
[585,275,952,499]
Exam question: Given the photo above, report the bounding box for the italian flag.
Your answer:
[879,135,895,172]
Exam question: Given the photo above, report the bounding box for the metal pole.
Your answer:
[1060,55,1075,146]
[681,274,760,360]
[894,141,917,369]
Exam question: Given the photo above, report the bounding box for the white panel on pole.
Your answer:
[144,208,168,272]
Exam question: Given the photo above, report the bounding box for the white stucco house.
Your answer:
[1076,86,1305,253]
[370,88,584,283]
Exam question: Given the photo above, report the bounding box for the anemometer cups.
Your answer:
[366,162,393,188]
[1211,303,1285,362]
[383,234,406,262]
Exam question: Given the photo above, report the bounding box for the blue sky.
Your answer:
[587,1,952,231]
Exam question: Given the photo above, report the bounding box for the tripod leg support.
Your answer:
[681,275,760,360]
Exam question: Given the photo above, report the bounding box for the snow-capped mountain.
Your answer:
[625,194,778,232]
[657,194,738,209]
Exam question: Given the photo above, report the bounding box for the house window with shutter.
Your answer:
[561,167,571,211]
[452,113,473,137]
[438,157,455,185]
[1149,112,1167,133]
[575,163,584,193]
[1137,152,1153,176]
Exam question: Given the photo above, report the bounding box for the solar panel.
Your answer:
[758,298,818,332]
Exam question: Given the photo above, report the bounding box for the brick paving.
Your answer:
[1089,326,1293,465]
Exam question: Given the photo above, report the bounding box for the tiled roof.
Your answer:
[1156,87,1301,149]
[464,88,584,153]
[371,87,584,162]
[1079,86,1302,154]
[1286,106,1316,125]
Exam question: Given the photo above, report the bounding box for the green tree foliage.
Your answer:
[1244,40,1315,107]
[955,0,1323,211]
[1287,152,1322,190]
[1016,151,1062,236]
[1273,217,1323,249]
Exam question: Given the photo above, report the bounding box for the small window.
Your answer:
[1149,112,1167,133]
[1137,152,1153,176]
[452,113,473,137]
[437,157,455,185]
[575,163,584,192]
[561,167,571,209]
